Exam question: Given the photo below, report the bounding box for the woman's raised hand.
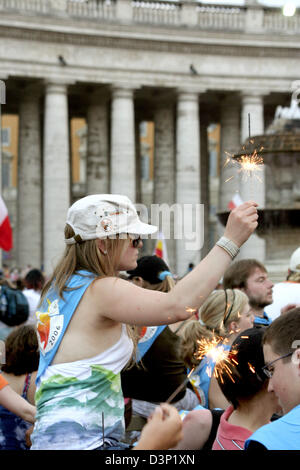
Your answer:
[224,201,258,248]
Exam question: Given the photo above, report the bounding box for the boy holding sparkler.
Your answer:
[245,308,300,450]
[212,327,280,450]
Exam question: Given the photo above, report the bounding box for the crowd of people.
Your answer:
[0,192,299,451]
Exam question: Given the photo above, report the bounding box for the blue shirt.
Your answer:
[254,311,271,327]
[245,404,300,450]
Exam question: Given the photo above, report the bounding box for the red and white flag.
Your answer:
[228,194,243,211]
[0,195,13,251]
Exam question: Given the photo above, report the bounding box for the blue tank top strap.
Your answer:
[36,269,97,384]
[245,404,300,450]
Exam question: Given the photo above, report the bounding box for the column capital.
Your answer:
[221,93,241,108]
[44,78,75,93]
[111,83,139,99]
[86,86,110,105]
[240,90,270,100]
[20,81,43,100]
[177,87,206,101]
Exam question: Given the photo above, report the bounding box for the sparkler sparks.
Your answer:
[224,114,264,195]
[237,148,264,183]
[224,145,264,185]
[195,336,236,384]
[185,306,198,316]
[166,331,257,405]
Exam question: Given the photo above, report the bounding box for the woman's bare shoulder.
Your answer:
[91,276,129,291]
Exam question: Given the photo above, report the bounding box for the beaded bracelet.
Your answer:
[216,236,240,260]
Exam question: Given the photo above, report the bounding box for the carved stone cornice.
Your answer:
[1,23,300,59]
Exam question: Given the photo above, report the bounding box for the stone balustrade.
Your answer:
[67,0,116,19]
[133,1,181,26]
[0,0,300,34]
[196,4,245,30]
[263,8,300,32]
[0,0,49,13]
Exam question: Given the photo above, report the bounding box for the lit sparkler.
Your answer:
[224,145,264,184]
[166,331,256,406]
[195,336,236,383]
[224,114,264,199]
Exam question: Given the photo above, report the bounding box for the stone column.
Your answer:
[240,92,264,144]
[153,102,176,272]
[239,92,266,261]
[219,95,240,212]
[43,81,71,275]
[86,93,109,195]
[110,85,136,201]
[176,90,202,277]
[17,88,42,269]
[200,120,210,258]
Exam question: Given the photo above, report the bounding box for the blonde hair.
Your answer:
[180,320,213,369]
[141,275,175,293]
[179,289,249,370]
[199,289,249,338]
[41,224,129,303]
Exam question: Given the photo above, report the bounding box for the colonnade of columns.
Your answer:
[15,81,267,276]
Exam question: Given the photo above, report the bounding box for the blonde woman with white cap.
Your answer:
[30,194,258,450]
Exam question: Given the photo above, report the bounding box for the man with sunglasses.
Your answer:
[245,308,300,450]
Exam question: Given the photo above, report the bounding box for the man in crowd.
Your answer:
[223,259,273,327]
[22,269,45,325]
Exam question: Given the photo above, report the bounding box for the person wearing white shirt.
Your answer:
[22,269,45,325]
[265,247,300,321]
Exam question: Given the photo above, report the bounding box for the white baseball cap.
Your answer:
[65,194,157,244]
[289,247,300,273]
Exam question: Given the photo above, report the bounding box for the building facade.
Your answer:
[0,0,300,277]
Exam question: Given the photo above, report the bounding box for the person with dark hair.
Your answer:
[223,259,273,328]
[0,325,39,449]
[121,255,198,439]
[245,308,300,450]
[212,327,280,450]
[23,269,45,325]
[0,374,35,425]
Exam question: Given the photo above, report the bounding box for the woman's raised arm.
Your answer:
[94,201,258,326]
